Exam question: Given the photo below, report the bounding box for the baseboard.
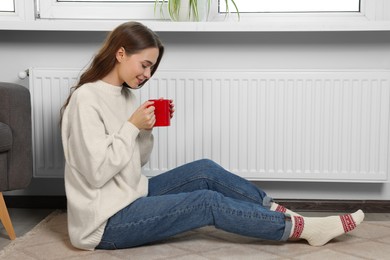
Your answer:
[4,196,67,209]
[4,196,390,212]
[275,199,390,213]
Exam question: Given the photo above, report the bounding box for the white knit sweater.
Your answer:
[61,80,152,250]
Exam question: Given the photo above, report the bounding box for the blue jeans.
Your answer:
[96,159,291,249]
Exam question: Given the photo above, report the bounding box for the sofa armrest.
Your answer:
[0,82,32,191]
[0,122,12,153]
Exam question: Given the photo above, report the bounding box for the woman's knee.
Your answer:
[185,159,225,180]
[194,189,221,203]
[191,158,222,171]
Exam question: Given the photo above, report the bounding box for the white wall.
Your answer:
[1,29,390,200]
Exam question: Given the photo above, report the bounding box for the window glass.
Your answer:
[0,0,15,12]
[38,0,157,20]
[220,0,360,13]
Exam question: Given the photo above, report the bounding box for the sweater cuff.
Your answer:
[139,129,153,138]
[121,121,140,140]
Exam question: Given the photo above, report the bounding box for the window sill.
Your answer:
[1,18,390,32]
[1,0,390,32]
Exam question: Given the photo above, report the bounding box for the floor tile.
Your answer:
[348,222,390,240]
[201,244,283,260]
[168,233,233,253]
[292,248,365,260]
[108,243,189,260]
[0,208,53,250]
[333,240,390,260]
[169,254,211,260]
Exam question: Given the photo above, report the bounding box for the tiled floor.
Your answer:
[0,208,54,250]
[0,209,390,259]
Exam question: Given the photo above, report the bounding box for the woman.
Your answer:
[61,21,364,251]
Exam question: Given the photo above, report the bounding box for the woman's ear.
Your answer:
[116,47,126,62]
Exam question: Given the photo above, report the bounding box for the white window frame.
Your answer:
[37,0,372,21]
[38,0,160,20]
[0,0,389,31]
[0,0,25,22]
[0,0,16,12]
[212,0,384,23]
[219,0,360,13]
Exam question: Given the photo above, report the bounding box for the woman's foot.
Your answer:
[289,209,365,246]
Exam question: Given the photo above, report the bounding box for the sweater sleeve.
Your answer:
[138,130,154,166]
[65,96,140,188]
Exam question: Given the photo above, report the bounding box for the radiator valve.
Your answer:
[18,70,29,79]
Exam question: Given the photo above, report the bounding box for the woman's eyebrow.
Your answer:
[144,60,154,66]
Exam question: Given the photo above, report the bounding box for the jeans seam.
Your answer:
[105,203,209,230]
[105,201,277,232]
[154,164,213,194]
[156,172,261,204]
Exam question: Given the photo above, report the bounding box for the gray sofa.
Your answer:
[0,82,33,240]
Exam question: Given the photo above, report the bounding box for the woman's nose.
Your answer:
[144,68,151,79]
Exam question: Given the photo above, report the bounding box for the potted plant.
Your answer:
[154,0,240,22]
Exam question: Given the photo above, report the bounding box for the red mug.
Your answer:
[149,99,171,127]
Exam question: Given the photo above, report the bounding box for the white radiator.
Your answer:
[29,68,390,182]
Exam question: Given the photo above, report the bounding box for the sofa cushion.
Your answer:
[0,122,12,152]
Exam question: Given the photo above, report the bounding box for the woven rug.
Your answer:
[0,210,81,259]
[1,210,390,259]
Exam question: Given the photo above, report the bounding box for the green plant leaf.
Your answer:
[154,0,239,22]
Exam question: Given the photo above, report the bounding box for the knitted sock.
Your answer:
[289,209,365,246]
[270,202,301,216]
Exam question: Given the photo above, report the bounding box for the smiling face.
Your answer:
[119,47,159,88]
[104,47,159,88]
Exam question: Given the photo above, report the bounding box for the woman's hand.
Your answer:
[128,101,156,130]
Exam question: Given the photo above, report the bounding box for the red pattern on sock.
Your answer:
[291,216,304,239]
[275,205,287,213]
[340,214,356,233]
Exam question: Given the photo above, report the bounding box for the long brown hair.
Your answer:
[60,21,164,122]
